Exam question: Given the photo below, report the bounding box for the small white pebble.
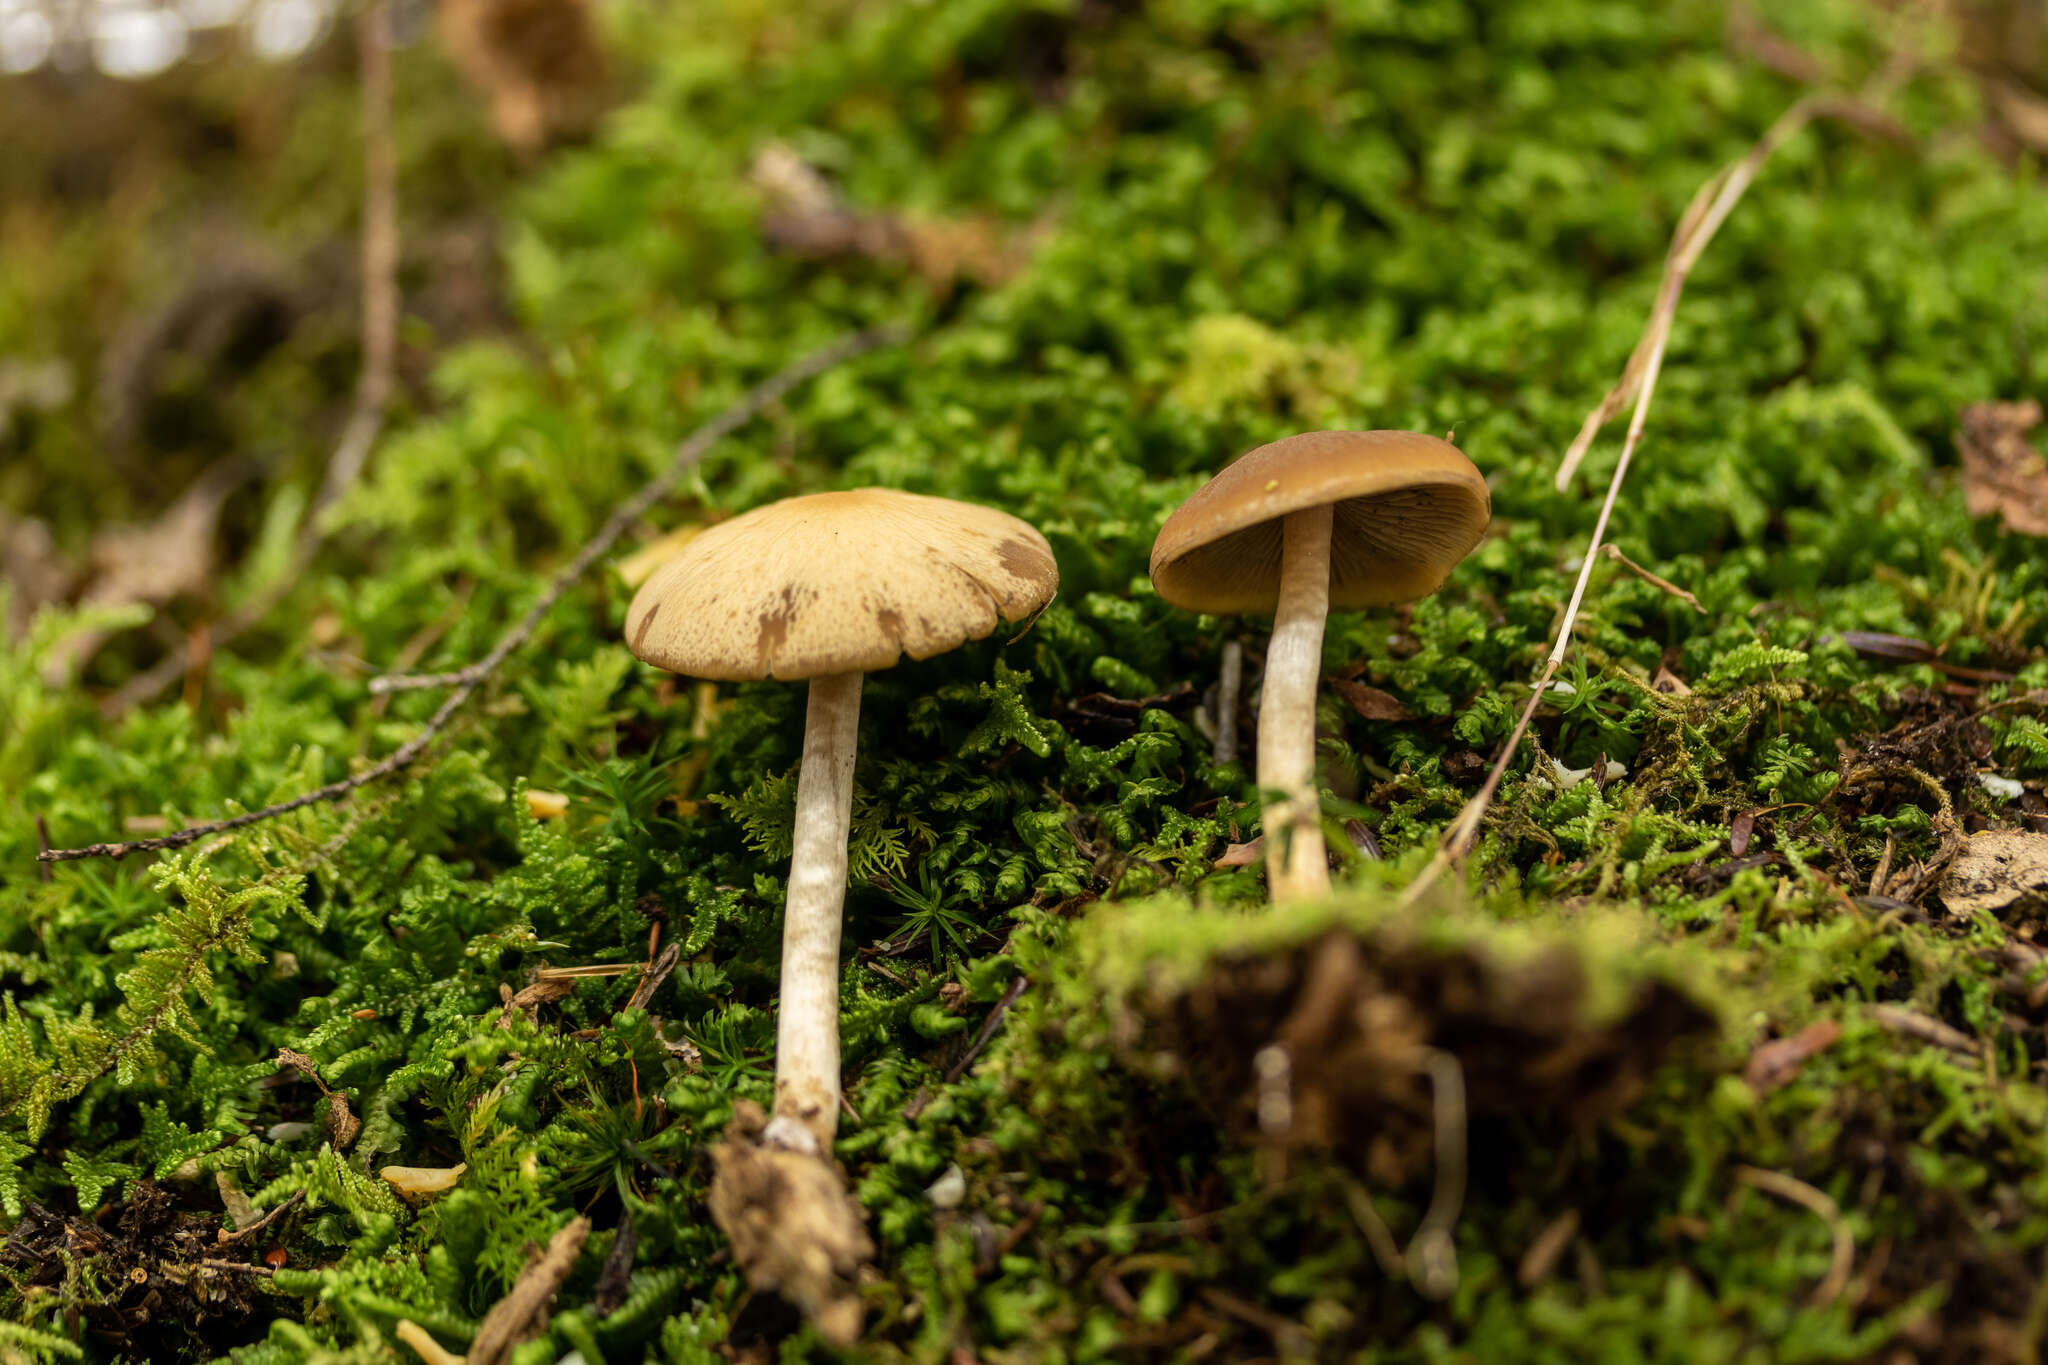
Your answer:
[1547,680,1577,698]
[266,1122,314,1143]
[926,1163,967,1210]
[1978,772,2024,801]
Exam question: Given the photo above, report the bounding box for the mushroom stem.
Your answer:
[1259,505,1332,903]
[766,669,862,1155]
[1215,638,1243,767]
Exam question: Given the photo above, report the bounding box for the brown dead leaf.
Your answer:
[1,512,78,640]
[1958,400,2048,538]
[438,0,610,155]
[1989,80,2048,153]
[1868,1004,1978,1057]
[1214,837,1264,869]
[1743,1019,1842,1094]
[321,1093,361,1151]
[1730,810,1759,858]
[1331,678,1411,722]
[42,459,253,683]
[1942,829,2048,919]
[750,143,1043,291]
[274,1048,359,1148]
[496,975,579,1029]
[1650,661,1692,697]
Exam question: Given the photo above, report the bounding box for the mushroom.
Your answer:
[1150,430,1488,902]
[625,489,1058,1153]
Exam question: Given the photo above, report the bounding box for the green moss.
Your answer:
[6,0,2048,1359]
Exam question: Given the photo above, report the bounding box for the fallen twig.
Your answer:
[41,324,907,865]
[103,0,400,719]
[1197,1287,1314,1357]
[944,976,1029,1084]
[198,1258,276,1276]
[533,963,635,981]
[625,941,683,1013]
[467,1216,592,1365]
[1868,1003,1978,1057]
[1599,543,1705,612]
[1516,1208,1581,1289]
[215,1189,305,1247]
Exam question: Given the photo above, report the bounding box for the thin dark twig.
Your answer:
[41,324,908,865]
[34,815,51,881]
[1599,543,1705,612]
[216,1190,305,1246]
[945,976,1029,1084]
[625,941,684,1014]
[102,0,401,719]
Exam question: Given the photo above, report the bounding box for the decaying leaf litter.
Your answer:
[5,0,2048,1361]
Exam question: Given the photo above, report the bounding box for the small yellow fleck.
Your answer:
[1264,479,1280,492]
[525,789,570,820]
[379,1163,467,1200]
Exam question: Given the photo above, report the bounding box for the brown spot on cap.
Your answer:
[996,535,1054,588]
[623,488,1060,681]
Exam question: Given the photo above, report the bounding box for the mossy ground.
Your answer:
[5,1,2048,1361]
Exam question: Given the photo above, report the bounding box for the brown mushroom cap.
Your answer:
[625,489,1058,681]
[1149,430,1490,614]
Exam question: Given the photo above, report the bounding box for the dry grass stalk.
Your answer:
[1400,37,1923,908]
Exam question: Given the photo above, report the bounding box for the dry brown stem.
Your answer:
[467,1216,592,1365]
[1599,543,1705,613]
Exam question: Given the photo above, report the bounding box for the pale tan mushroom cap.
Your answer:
[1150,430,1490,614]
[625,489,1058,681]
